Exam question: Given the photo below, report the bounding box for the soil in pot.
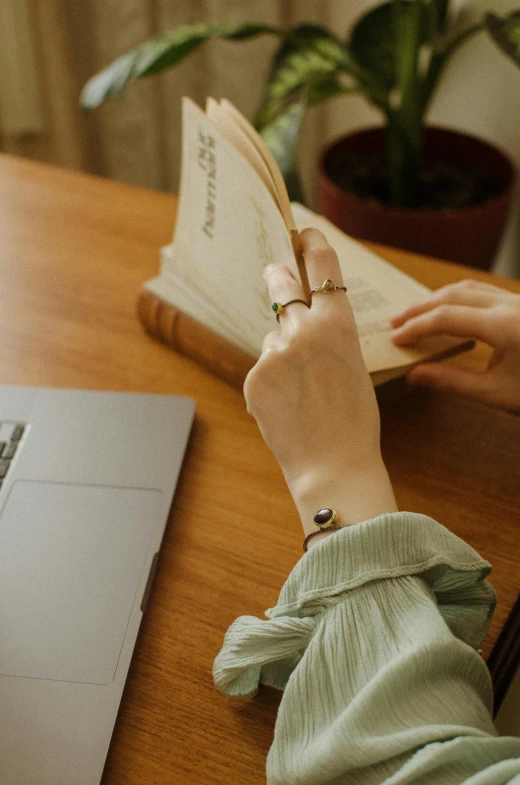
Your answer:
[333,153,501,211]
[318,127,515,270]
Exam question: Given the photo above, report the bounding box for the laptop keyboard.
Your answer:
[0,422,25,490]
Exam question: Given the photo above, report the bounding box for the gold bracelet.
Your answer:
[303,525,347,553]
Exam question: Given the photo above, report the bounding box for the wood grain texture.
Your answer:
[0,154,519,785]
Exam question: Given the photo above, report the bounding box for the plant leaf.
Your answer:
[80,51,140,108]
[426,0,450,39]
[257,72,356,201]
[485,12,520,69]
[349,2,397,90]
[259,92,307,202]
[350,1,443,91]
[306,72,351,105]
[254,24,351,129]
[81,21,279,109]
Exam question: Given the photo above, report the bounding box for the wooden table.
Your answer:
[1,154,519,784]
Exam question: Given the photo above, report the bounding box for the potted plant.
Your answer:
[81,3,520,269]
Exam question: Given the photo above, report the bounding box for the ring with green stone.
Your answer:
[271,299,309,323]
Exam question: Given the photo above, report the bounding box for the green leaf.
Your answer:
[434,0,449,32]
[349,2,397,90]
[259,92,307,202]
[254,24,351,129]
[425,0,450,39]
[485,12,520,69]
[306,73,353,105]
[81,21,279,109]
[80,51,139,108]
[350,1,446,92]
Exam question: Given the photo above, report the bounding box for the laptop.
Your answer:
[0,385,195,785]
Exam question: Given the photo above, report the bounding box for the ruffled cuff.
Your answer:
[213,512,495,699]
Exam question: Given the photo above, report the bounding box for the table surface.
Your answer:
[1,154,519,785]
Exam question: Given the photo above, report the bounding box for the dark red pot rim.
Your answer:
[319,125,516,220]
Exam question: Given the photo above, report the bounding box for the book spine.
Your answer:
[137,288,257,388]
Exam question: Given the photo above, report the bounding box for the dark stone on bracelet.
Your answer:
[313,507,337,528]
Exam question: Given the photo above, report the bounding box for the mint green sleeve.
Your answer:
[213,512,520,785]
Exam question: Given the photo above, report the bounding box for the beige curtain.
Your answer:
[0,0,380,207]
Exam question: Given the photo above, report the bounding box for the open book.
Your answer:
[139,97,473,389]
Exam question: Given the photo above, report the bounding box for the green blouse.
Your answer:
[213,513,520,784]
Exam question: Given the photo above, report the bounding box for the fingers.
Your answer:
[391,303,499,347]
[407,362,497,406]
[263,264,308,330]
[300,228,347,315]
[391,280,508,329]
[264,228,350,329]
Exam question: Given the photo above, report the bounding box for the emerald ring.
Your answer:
[271,299,309,323]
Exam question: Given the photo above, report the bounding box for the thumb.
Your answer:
[407,362,493,403]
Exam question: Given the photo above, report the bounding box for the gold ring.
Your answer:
[271,299,309,322]
[308,279,347,296]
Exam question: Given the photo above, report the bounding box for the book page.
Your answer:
[158,247,258,352]
[144,273,253,351]
[163,98,294,356]
[292,204,468,374]
[206,98,280,209]
[219,99,296,232]
[218,100,308,293]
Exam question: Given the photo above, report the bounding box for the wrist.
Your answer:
[286,459,398,538]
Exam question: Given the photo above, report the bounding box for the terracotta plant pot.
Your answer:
[318,126,515,270]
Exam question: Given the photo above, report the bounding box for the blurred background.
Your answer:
[1,0,519,276]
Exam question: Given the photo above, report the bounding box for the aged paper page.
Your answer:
[205,98,280,209]
[161,98,294,356]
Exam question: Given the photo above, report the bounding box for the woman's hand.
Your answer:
[391,279,520,415]
[244,228,397,541]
